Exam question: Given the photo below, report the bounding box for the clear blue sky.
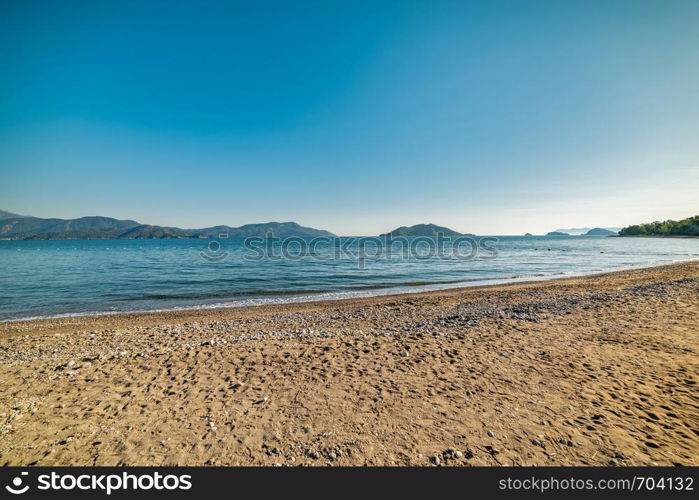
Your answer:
[1,0,697,235]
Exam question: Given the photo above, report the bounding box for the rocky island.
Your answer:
[380,223,467,237]
[584,228,618,236]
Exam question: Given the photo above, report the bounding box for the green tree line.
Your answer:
[619,215,699,236]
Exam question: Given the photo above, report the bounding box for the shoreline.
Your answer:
[2,258,697,331]
[614,235,699,239]
[1,261,697,465]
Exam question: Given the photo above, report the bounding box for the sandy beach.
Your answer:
[1,261,697,466]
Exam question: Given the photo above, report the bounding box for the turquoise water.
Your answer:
[0,236,697,321]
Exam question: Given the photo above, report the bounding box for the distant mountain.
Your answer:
[191,222,335,238]
[584,227,618,236]
[1,215,140,240]
[546,231,570,236]
[554,226,621,235]
[0,210,336,240]
[619,215,699,237]
[553,227,591,235]
[380,224,464,237]
[25,229,128,240]
[118,225,191,239]
[0,209,25,219]
[524,232,533,236]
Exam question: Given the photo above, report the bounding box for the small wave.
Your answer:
[141,289,329,300]
[2,258,697,323]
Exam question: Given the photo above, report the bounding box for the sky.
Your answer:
[1,0,697,235]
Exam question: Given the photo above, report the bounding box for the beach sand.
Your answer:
[1,262,697,466]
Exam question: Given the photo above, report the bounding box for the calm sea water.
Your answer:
[0,236,697,321]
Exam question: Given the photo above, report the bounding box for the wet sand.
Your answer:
[1,261,697,466]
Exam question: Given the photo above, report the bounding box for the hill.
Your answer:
[0,215,140,240]
[553,227,590,235]
[619,215,699,237]
[0,210,336,240]
[0,210,25,219]
[118,225,191,239]
[380,224,463,237]
[585,228,618,236]
[546,231,570,236]
[191,222,335,238]
[553,227,621,235]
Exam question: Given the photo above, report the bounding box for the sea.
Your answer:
[0,235,697,321]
